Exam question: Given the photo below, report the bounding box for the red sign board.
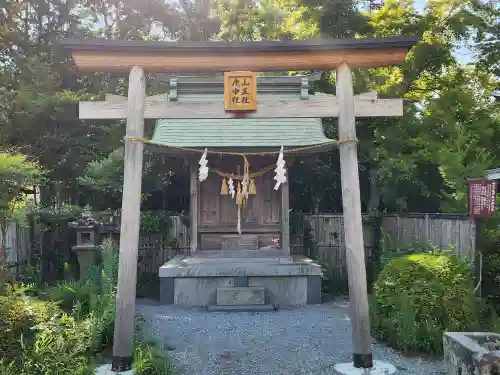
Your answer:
[468,179,497,217]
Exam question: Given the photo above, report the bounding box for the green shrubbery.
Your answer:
[0,238,173,375]
[371,252,479,355]
[0,284,96,374]
[0,284,61,364]
[477,213,500,313]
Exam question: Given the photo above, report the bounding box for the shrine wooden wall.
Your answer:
[197,156,281,250]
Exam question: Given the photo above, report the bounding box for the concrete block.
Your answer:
[307,275,322,304]
[443,332,500,375]
[248,276,307,307]
[159,277,174,305]
[216,287,265,306]
[159,255,322,278]
[174,277,234,307]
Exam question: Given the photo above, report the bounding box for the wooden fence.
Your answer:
[296,213,475,281]
[380,214,476,262]
[0,223,30,276]
[3,213,477,282]
[293,214,376,281]
[135,213,476,279]
[136,216,189,275]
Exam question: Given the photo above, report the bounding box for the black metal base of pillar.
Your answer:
[111,356,133,372]
[353,353,373,368]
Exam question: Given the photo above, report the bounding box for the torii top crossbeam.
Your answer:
[60,36,418,72]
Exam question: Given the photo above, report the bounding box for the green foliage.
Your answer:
[10,314,95,375]
[0,285,60,363]
[133,342,175,375]
[78,149,127,198]
[470,0,500,77]
[132,317,174,375]
[379,230,455,268]
[476,206,500,314]
[0,237,173,374]
[78,148,175,210]
[0,238,116,372]
[44,237,118,351]
[140,211,173,235]
[372,252,478,355]
[0,285,96,374]
[33,204,84,225]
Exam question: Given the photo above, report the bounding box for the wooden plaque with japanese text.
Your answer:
[468,179,497,217]
[224,71,257,112]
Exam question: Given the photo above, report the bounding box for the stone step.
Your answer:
[216,287,265,306]
[207,304,275,312]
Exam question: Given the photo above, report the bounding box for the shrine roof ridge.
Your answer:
[60,36,418,54]
[160,73,322,84]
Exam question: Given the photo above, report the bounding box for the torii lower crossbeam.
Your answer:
[78,93,403,119]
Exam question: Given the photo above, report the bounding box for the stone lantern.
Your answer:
[71,206,100,279]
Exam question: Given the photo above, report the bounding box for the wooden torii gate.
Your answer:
[61,36,418,373]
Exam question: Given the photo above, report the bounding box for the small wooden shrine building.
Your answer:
[152,75,330,309]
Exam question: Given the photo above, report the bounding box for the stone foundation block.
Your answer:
[216,287,265,306]
[443,332,500,375]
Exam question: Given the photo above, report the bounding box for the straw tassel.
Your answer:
[236,182,243,206]
[220,178,228,195]
[236,206,242,234]
[249,178,256,195]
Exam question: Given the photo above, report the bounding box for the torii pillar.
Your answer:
[335,62,373,371]
[112,66,146,372]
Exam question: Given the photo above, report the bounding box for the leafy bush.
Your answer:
[133,342,175,375]
[45,237,118,351]
[0,237,174,375]
[0,284,60,362]
[133,316,174,375]
[372,252,478,355]
[477,210,500,313]
[0,287,95,374]
[0,238,119,373]
[45,279,96,314]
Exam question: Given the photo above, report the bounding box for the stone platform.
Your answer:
[158,250,322,308]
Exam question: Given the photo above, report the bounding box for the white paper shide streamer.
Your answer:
[198,148,209,182]
[228,177,235,199]
[242,177,248,199]
[274,145,287,190]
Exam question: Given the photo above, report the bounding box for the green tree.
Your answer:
[350,0,496,213]
[423,67,499,211]
[470,0,500,77]
[215,0,318,41]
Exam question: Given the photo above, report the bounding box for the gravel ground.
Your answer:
[137,298,445,375]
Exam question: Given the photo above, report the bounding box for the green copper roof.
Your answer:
[151,118,332,151]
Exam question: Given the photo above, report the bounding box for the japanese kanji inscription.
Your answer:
[224,71,257,112]
[468,179,497,217]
